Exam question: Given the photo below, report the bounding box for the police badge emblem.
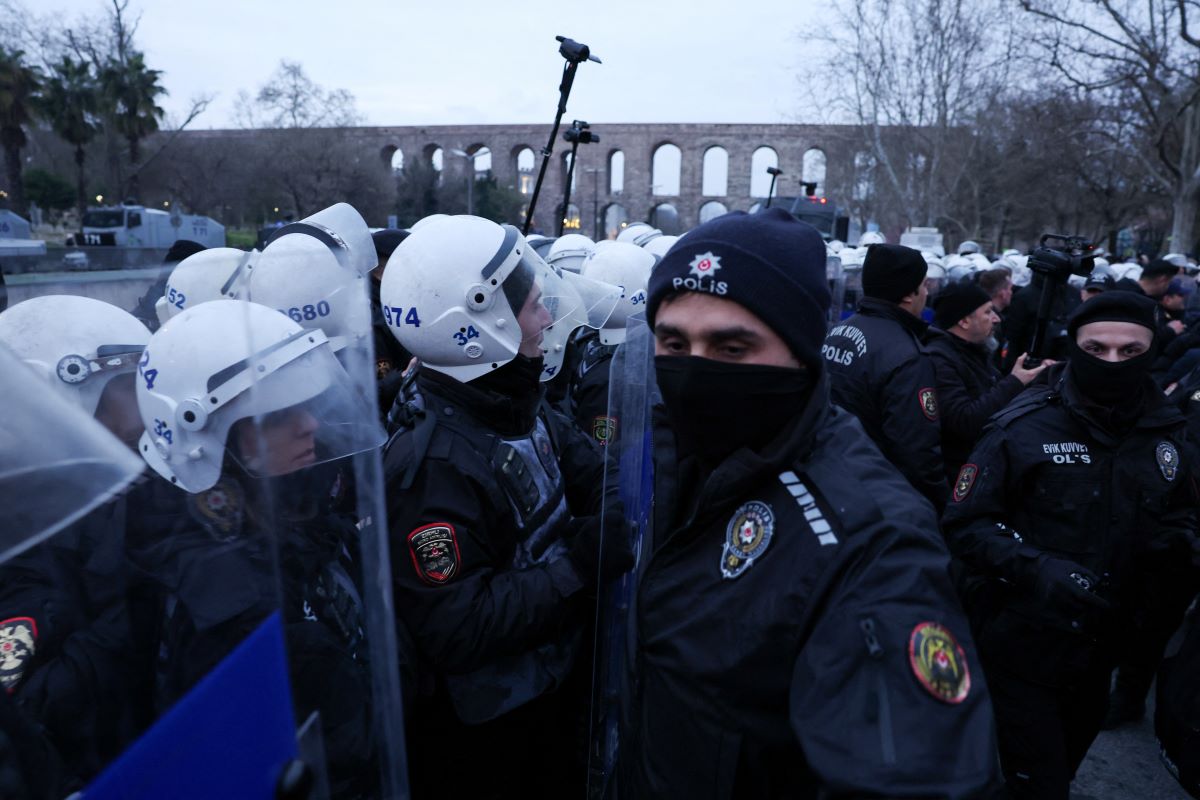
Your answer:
[188,478,245,542]
[918,387,939,421]
[1156,441,1180,482]
[952,464,978,503]
[908,621,971,704]
[0,617,38,691]
[592,415,617,446]
[688,251,722,279]
[720,501,775,580]
[408,523,461,585]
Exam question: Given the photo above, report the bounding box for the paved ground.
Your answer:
[1071,687,1190,800]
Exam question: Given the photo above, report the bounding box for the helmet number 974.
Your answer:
[382,306,422,328]
[453,326,480,346]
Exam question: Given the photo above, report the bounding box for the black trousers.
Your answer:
[986,665,1111,800]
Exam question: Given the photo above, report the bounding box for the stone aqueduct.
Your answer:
[337,123,859,237]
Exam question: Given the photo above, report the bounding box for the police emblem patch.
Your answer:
[188,478,245,542]
[408,523,461,585]
[720,501,775,580]
[592,415,617,446]
[952,464,978,503]
[0,617,37,692]
[688,251,722,279]
[919,387,939,421]
[1192,390,1200,403]
[1156,441,1180,482]
[376,357,395,380]
[908,621,970,704]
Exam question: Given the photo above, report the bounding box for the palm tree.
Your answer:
[0,48,42,217]
[39,57,100,218]
[101,51,164,201]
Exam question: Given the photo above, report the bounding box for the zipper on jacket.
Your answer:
[859,617,896,765]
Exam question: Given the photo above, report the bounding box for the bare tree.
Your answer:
[1018,0,1200,253]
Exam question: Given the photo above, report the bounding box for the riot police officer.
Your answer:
[943,291,1199,799]
[379,215,632,798]
[823,242,948,508]
[622,208,1000,798]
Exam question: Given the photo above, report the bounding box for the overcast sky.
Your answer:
[36,0,827,129]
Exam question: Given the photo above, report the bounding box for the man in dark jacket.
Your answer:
[927,281,1050,483]
[943,291,1199,799]
[621,209,1001,799]
[823,243,947,508]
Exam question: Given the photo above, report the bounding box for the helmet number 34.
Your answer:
[453,326,480,346]
[382,305,422,328]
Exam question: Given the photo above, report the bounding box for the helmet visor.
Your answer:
[219,332,386,479]
[500,246,581,350]
[0,345,144,561]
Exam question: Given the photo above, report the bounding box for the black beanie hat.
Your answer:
[862,244,928,303]
[646,208,830,369]
[372,228,410,261]
[1067,290,1158,338]
[163,239,205,264]
[934,281,992,330]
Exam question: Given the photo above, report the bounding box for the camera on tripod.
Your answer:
[1027,234,1097,281]
[563,120,599,144]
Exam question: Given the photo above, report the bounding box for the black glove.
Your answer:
[1033,556,1111,615]
[565,503,635,586]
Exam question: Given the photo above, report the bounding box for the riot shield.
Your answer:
[587,310,655,798]
[0,265,408,799]
[826,253,845,328]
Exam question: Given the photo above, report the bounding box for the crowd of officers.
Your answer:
[0,202,1198,800]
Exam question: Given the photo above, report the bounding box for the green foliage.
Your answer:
[24,168,74,211]
[0,47,42,149]
[39,57,101,151]
[225,228,258,249]
[473,175,527,227]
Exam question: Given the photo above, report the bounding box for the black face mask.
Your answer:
[1066,338,1154,407]
[654,356,813,466]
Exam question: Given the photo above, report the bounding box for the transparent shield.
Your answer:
[0,262,407,799]
[826,254,845,328]
[0,344,144,561]
[541,271,621,382]
[503,247,583,352]
[587,311,655,798]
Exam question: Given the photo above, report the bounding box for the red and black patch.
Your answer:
[918,387,939,421]
[0,617,38,693]
[408,523,461,585]
[952,463,978,503]
[908,621,970,704]
[592,415,617,446]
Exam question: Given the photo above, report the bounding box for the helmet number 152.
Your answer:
[383,306,421,328]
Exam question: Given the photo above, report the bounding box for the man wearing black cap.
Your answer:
[927,282,1050,483]
[620,208,1001,798]
[823,243,947,508]
[943,291,1199,799]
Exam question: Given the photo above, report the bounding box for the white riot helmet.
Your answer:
[965,253,991,272]
[1008,255,1032,287]
[1163,253,1189,269]
[827,239,847,254]
[643,235,679,260]
[546,234,596,274]
[265,203,378,278]
[410,213,450,232]
[135,300,383,493]
[380,215,582,382]
[958,240,982,256]
[240,233,371,354]
[540,270,621,381]
[617,222,662,247]
[581,242,656,346]
[944,255,975,284]
[858,230,886,246]
[0,295,150,418]
[157,247,252,326]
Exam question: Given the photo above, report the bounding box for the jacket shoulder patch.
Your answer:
[918,387,939,421]
[407,523,461,585]
[0,617,38,692]
[952,464,978,502]
[908,621,970,704]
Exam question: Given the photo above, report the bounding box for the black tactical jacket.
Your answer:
[823,297,948,509]
[620,376,1001,799]
[942,365,1197,686]
[925,328,1025,484]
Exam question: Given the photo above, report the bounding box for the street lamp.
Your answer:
[95,194,104,204]
[765,166,783,208]
[450,147,490,217]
